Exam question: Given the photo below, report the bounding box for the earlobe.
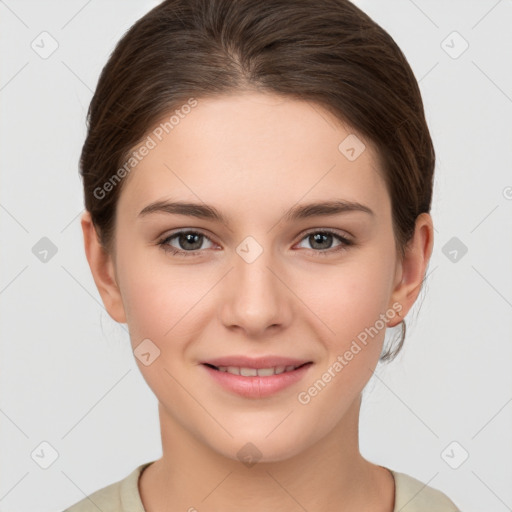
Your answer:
[388,213,434,327]
[80,211,127,324]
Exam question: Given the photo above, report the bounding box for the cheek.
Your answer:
[117,250,212,354]
[117,264,200,400]
[115,245,171,341]
[294,258,395,413]
[301,251,395,347]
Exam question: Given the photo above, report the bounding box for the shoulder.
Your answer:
[63,462,152,512]
[390,470,461,512]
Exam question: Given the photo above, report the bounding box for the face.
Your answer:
[95,92,410,462]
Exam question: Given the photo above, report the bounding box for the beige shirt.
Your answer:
[64,462,461,511]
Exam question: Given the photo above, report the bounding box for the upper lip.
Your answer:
[201,356,312,369]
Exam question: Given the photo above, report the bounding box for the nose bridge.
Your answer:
[220,234,290,334]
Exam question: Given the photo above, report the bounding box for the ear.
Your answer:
[81,211,127,324]
[387,213,434,326]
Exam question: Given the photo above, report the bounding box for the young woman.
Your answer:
[65,0,461,510]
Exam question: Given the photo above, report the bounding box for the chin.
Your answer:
[209,428,313,466]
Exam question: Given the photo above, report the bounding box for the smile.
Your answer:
[201,362,313,398]
[205,363,308,376]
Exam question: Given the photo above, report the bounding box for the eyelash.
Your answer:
[157,228,354,258]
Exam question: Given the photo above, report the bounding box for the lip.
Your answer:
[201,361,313,399]
[201,355,311,369]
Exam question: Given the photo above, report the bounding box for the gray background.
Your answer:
[1,1,511,511]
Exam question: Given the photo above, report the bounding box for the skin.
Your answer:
[81,91,433,512]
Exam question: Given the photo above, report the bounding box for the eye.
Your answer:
[158,228,353,258]
[295,229,353,256]
[158,230,216,257]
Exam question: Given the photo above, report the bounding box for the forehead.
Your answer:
[117,91,389,222]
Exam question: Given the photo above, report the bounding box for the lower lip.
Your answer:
[201,363,313,399]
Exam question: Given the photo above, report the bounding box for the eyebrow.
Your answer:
[138,199,374,226]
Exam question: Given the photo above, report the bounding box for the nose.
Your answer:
[218,243,293,338]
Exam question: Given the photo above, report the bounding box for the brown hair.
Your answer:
[79,0,435,362]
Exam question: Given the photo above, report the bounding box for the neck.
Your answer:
[139,393,395,512]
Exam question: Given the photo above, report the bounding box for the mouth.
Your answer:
[200,361,314,399]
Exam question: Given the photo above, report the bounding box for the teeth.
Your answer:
[228,366,240,375]
[216,364,301,376]
[240,367,257,376]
